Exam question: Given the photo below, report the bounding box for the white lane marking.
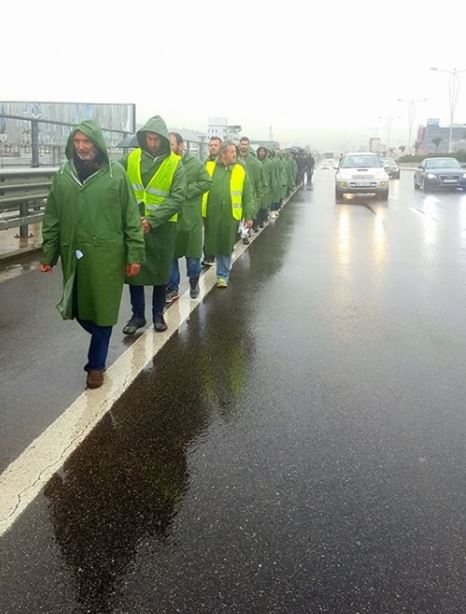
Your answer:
[409,207,439,222]
[0,189,300,538]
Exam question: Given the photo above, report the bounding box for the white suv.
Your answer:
[335,153,389,201]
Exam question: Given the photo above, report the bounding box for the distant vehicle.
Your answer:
[335,152,389,200]
[319,159,335,170]
[413,157,466,191]
[381,158,400,179]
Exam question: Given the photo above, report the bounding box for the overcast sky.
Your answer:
[3,0,466,150]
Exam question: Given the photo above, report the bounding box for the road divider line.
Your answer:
[409,207,439,222]
[0,187,301,538]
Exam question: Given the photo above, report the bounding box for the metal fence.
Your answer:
[0,113,132,168]
[0,168,57,237]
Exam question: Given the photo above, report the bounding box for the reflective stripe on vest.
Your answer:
[201,161,245,221]
[127,148,180,222]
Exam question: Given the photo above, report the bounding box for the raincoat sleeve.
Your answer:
[41,179,61,266]
[255,163,266,209]
[119,154,129,170]
[185,161,212,200]
[119,170,145,265]
[145,163,187,229]
[259,164,269,207]
[242,174,255,221]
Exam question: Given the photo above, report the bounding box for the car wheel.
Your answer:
[335,188,344,202]
[414,177,419,189]
[422,179,430,192]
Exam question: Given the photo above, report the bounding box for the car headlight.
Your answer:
[379,181,387,187]
[426,173,438,179]
[339,181,347,188]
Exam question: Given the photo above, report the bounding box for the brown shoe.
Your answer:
[86,369,104,389]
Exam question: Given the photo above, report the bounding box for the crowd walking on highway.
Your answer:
[39,115,314,389]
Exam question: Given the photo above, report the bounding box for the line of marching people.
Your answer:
[39,114,300,389]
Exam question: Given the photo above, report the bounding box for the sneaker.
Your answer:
[202,257,215,267]
[165,289,179,304]
[122,316,146,335]
[189,277,200,299]
[216,277,228,288]
[242,236,250,245]
[154,313,168,332]
[86,369,104,389]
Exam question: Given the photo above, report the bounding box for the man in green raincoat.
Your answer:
[165,132,211,301]
[40,121,145,389]
[203,141,254,288]
[256,146,274,227]
[238,136,266,242]
[121,116,186,334]
[202,136,223,268]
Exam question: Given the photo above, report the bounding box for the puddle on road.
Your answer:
[0,256,40,283]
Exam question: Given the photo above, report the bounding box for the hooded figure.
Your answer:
[120,115,186,333]
[40,120,145,388]
[256,146,274,226]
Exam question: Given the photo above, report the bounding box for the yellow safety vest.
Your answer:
[127,148,180,222]
[202,161,245,221]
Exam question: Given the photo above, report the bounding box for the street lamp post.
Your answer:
[396,97,428,155]
[378,115,401,153]
[430,67,466,153]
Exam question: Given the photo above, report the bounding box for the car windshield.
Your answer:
[341,155,382,169]
[425,158,460,169]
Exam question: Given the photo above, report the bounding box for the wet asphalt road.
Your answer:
[0,253,192,472]
[2,172,466,612]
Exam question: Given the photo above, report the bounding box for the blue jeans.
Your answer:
[129,284,166,320]
[78,319,112,371]
[216,255,231,279]
[168,257,202,291]
[72,281,112,371]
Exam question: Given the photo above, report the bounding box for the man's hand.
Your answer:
[126,264,141,277]
[39,263,53,273]
[141,218,151,234]
[244,219,253,229]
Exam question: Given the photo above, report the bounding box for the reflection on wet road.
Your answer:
[2,173,466,612]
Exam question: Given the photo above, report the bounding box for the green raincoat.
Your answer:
[204,163,254,257]
[258,151,274,209]
[278,154,289,200]
[121,116,186,286]
[41,120,145,327]
[174,152,211,259]
[238,150,266,217]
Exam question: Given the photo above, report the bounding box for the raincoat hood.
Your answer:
[65,120,109,164]
[257,146,269,157]
[136,115,170,156]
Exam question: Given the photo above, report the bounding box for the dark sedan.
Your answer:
[414,157,466,191]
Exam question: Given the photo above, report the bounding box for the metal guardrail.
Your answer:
[0,167,57,237]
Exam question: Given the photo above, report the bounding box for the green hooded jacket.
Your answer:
[204,162,254,257]
[41,120,145,327]
[121,115,186,285]
[174,152,212,259]
[238,150,266,217]
[258,150,274,209]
